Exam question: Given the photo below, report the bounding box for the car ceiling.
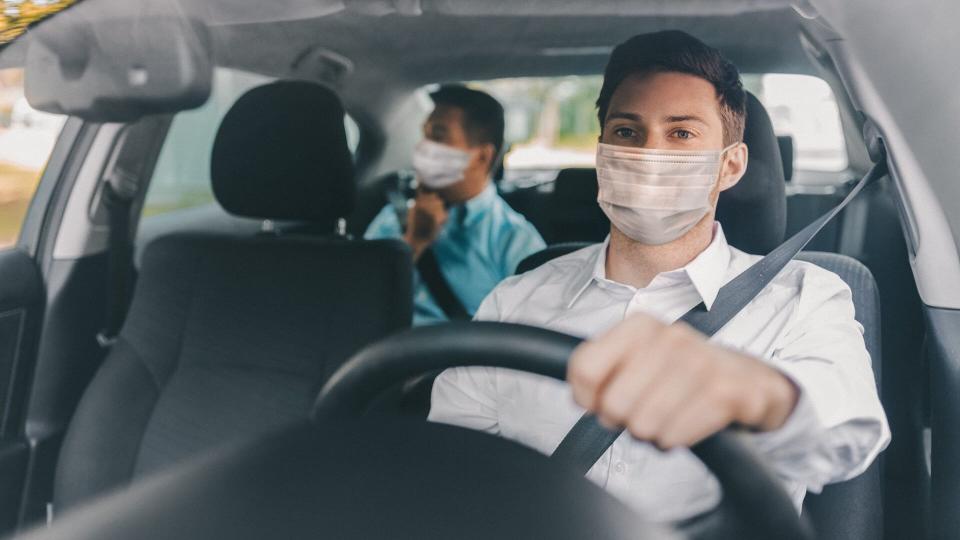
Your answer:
[210,8,812,87]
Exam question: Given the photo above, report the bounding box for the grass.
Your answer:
[0,161,43,249]
[555,131,602,151]
[141,190,216,218]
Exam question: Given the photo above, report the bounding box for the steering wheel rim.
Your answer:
[312,321,814,540]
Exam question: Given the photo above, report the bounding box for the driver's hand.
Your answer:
[404,190,448,260]
[567,312,800,450]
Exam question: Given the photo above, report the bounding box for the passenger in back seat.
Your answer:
[365,85,545,325]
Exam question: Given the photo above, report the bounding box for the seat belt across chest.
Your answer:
[551,154,889,474]
[417,247,473,321]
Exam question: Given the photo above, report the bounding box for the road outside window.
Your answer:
[0,68,66,249]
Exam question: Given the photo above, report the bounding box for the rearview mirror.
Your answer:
[24,14,212,122]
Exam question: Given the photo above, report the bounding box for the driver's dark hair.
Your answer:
[430,84,505,166]
[597,30,747,145]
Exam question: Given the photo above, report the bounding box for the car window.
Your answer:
[143,68,361,218]
[467,72,847,184]
[469,76,601,174]
[741,73,848,173]
[0,68,66,249]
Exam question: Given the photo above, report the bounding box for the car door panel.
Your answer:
[0,250,45,532]
[926,306,960,539]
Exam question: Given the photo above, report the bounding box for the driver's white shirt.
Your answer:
[428,223,890,522]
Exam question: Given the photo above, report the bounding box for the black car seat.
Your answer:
[53,81,413,510]
[546,168,610,243]
[516,93,882,540]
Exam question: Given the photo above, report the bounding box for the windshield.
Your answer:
[0,0,76,46]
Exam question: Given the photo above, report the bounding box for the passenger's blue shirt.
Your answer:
[365,183,546,325]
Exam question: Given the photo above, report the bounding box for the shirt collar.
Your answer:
[566,222,732,311]
[453,182,497,228]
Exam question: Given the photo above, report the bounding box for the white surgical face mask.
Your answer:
[595,142,738,245]
[412,139,472,189]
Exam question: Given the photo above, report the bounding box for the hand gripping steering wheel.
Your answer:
[312,322,815,540]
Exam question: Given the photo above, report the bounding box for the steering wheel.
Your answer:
[313,321,814,540]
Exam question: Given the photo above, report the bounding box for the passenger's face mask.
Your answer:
[412,139,472,189]
[595,142,738,245]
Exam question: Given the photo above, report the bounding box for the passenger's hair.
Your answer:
[596,30,747,145]
[430,84,505,163]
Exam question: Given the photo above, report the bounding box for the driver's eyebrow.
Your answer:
[605,111,642,123]
[664,114,708,126]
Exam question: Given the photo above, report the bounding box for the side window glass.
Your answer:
[143,69,272,218]
[143,70,361,218]
[742,73,848,175]
[468,76,602,175]
[0,68,66,249]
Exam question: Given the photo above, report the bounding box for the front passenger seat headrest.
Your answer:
[211,81,355,226]
[715,92,787,255]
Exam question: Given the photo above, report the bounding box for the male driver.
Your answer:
[430,31,889,522]
[366,85,545,325]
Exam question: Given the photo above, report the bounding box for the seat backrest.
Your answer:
[795,252,882,540]
[547,169,609,244]
[55,81,413,510]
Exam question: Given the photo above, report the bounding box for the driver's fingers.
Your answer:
[621,348,712,441]
[650,388,735,450]
[593,332,676,428]
[568,313,663,410]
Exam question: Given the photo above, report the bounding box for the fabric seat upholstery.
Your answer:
[54,81,412,509]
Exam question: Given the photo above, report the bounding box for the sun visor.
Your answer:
[24,15,212,122]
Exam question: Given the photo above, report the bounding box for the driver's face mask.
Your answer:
[595,142,738,245]
[412,139,472,189]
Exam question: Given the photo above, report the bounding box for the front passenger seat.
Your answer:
[53,81,412,510]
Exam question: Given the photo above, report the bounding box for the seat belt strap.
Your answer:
[96,124,156,348]
[551,156,889,475]
[96,174,137,348]
[416,247,472,321]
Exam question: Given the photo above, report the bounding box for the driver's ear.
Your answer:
[718,143,748,192]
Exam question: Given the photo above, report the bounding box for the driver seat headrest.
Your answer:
[714,92,787,254]
[210,80,355,228]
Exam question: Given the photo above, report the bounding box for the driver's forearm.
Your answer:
[746,319,889,490]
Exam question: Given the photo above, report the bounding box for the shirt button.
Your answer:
[614,461,626,474]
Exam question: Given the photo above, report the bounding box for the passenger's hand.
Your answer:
[567,312,799,450]
[404,190,448,260]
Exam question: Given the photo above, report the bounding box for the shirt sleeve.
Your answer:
[363,204,402,241]
[747,268,891,493]
[426,286,506,434]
